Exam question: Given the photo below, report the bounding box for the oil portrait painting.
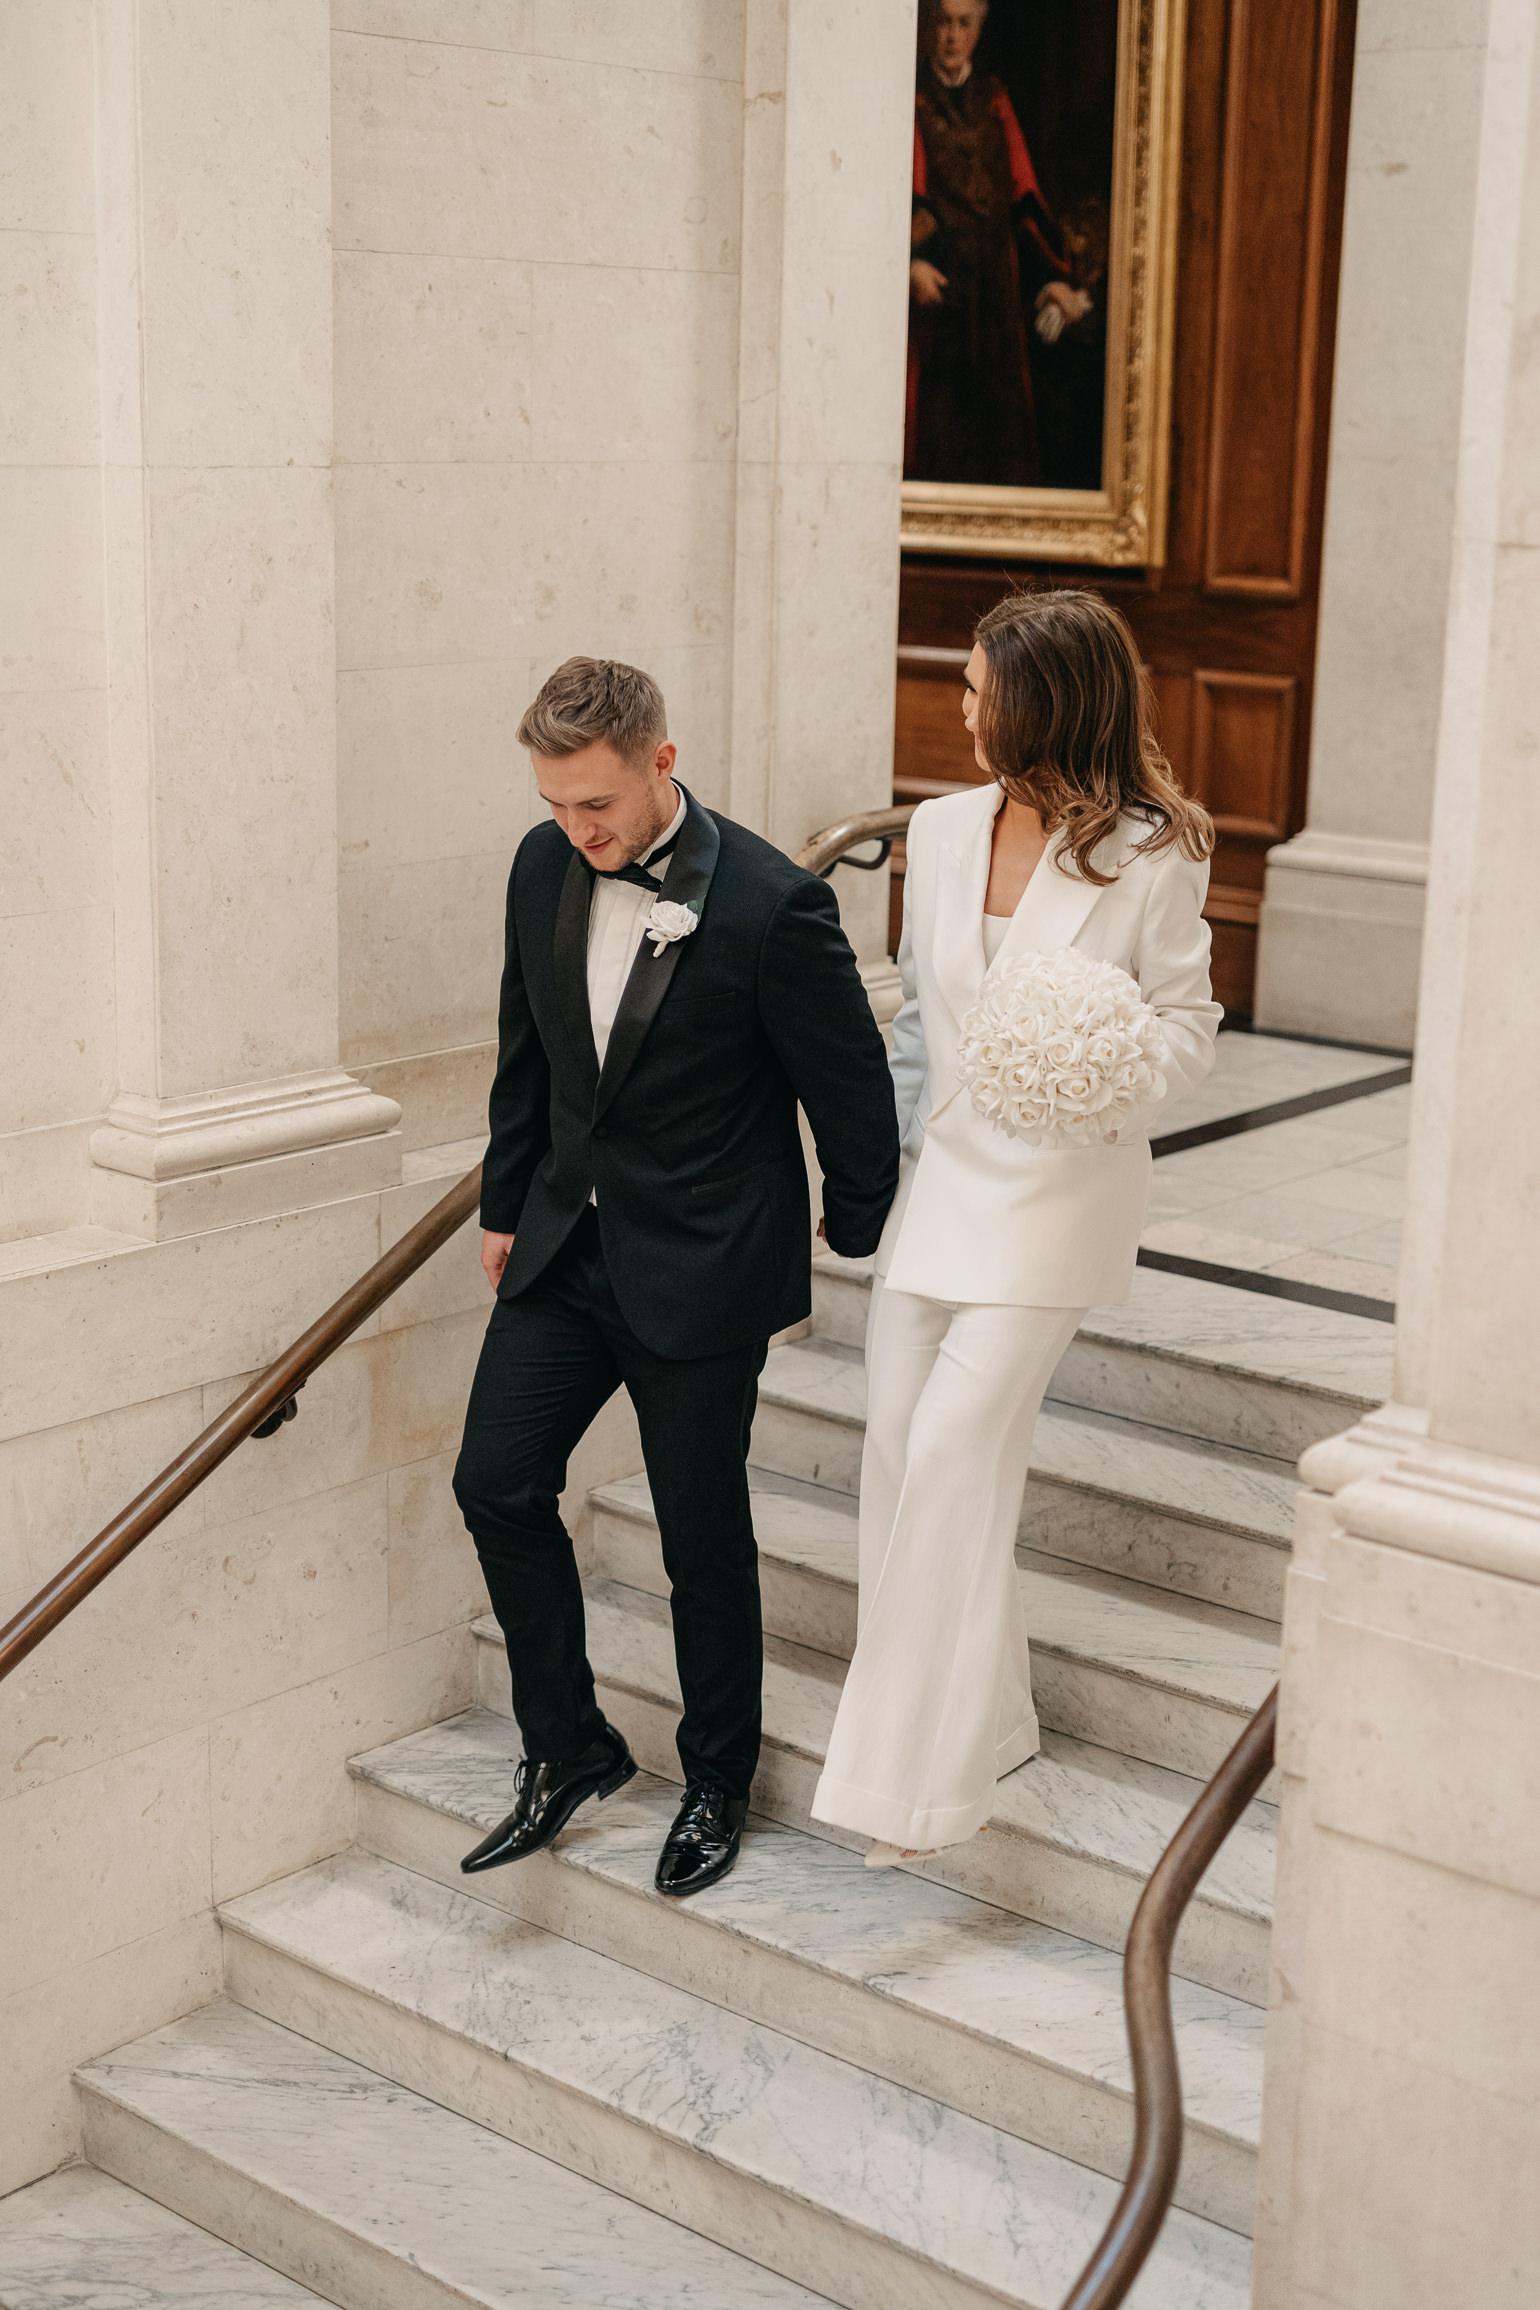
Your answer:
[901,0,1186,565]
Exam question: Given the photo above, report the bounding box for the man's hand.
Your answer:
[481,1230,515,1291]
[910,259,948,307]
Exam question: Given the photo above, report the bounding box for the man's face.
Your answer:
[535,738,678,871]
[933,1,984,78]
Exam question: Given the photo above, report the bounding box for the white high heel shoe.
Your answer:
[864,1839,935,1869]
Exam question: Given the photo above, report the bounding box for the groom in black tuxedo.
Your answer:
[453,657,899,1896]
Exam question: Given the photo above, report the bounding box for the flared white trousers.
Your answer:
[811,1278,1085,1850]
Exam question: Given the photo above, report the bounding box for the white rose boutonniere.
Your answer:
[644,897,701,958]
[957,948,1167,1146]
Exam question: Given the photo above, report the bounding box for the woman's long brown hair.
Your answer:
[973,588,1214,885]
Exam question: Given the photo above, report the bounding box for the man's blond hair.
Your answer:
[517,656,667,765]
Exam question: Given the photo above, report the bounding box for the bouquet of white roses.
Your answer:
[956,948,1167,1147]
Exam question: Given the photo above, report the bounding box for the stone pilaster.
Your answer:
[1255,5,1540,2298]
[730,0,916,1003]
[1253,0,1493,1049]
[88,0,398,1240]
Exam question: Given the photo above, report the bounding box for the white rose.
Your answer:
[645,898,700,956]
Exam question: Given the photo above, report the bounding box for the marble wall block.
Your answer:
[0,901,115,1134]
[0,1120,94,1246]
[0,228,97,464]
[3,1724,211,1996]
[0,2,95,235]
[2,1912,221,2196]
[334,253,533,467]
[1,1477,394,1798]
[0,1192,384,1444]
[529,1,744,79]
[1309,1564,1540,1897]
[0,691,111,922]
[138,466,339,1097]
[332,34,742,273]
[1288,2000,1539,2310]
[331,0,535,52]
[334,463,539,671]
[351,1044,498,1153]
[207,1624,472,1903]
[0,468,105,695]
[340,850,511,1063]
[529,265,739,465]
[387,1448,489,1648]
[377,1166,488,1333]
[125,0,332,472]
[0,1382,204,1616]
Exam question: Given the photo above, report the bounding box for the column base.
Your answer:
[1253,830,1426,1049]
[89,1070,402,1241]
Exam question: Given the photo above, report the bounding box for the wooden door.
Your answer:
[892,0,1356,1012]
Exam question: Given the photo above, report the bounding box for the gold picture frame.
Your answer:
[900,0,1187,568]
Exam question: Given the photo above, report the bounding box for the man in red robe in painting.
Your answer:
[906,0,1086,486]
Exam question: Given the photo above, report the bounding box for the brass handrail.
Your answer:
[0,1167,482,1684]
[0,813,908,1685]
[1057,1686,1279,2309]
[799,803,914,880]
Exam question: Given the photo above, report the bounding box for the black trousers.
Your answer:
[453,1207,768,1798]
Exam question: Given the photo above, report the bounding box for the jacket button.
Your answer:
[593,1125,609,1140]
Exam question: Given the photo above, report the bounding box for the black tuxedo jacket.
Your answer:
[480,789,901,1358]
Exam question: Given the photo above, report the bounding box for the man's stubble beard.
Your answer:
[617,778,680,869]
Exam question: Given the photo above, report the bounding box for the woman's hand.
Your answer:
[817,1216,828,1243]
[910,259,948,307]
[481,1230,515,1290]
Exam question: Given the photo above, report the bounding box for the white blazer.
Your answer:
[877,782,1222,1308]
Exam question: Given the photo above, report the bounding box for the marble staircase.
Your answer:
[4,1249,1396,2310]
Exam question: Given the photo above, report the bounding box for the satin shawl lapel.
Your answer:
[989,819,1132,979]
[553,847,600,1097]
[593,789,721,1121]
[933,782,1002,1036]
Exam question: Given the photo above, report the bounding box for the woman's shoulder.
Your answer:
[908,782,997,851]
[1106,815,1209,888]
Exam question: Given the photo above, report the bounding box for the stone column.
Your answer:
[1255,6,1540,2301]
[730,0,917,1002]
[1252,1,1492,1050]
[87,0,398,1240]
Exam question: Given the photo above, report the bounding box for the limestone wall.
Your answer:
[1,3,113,1243]
[331,4,750,1147]
[1,0,915,2193]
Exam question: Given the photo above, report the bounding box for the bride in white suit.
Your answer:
[811,589,1222,1865]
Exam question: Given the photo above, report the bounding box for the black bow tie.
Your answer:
[595,826,680,892]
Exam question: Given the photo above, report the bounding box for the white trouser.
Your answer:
[811,1278,1085,1850]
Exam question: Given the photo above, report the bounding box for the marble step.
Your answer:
[754,1349,1296,1623]
[351,1708,1265,2235]
[218,1850,1252,2310]
[811,1253,1393,1461]
[473,1590,1277,2004]
[592,1469,1281,1791]
[0,2161,330,2310]
[76,1996,834,2310]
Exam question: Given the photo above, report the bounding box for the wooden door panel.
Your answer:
[1190,669,1297,837]
[892,0,1357,1014]
[1204,0,1341,596]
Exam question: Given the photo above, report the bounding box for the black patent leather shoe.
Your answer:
[461,1723,635,1874]
[654,1780,749,1898]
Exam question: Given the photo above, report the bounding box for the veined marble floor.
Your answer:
[1146,1030,1408,1312]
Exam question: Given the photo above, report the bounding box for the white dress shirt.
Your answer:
[586,785,687,1070]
